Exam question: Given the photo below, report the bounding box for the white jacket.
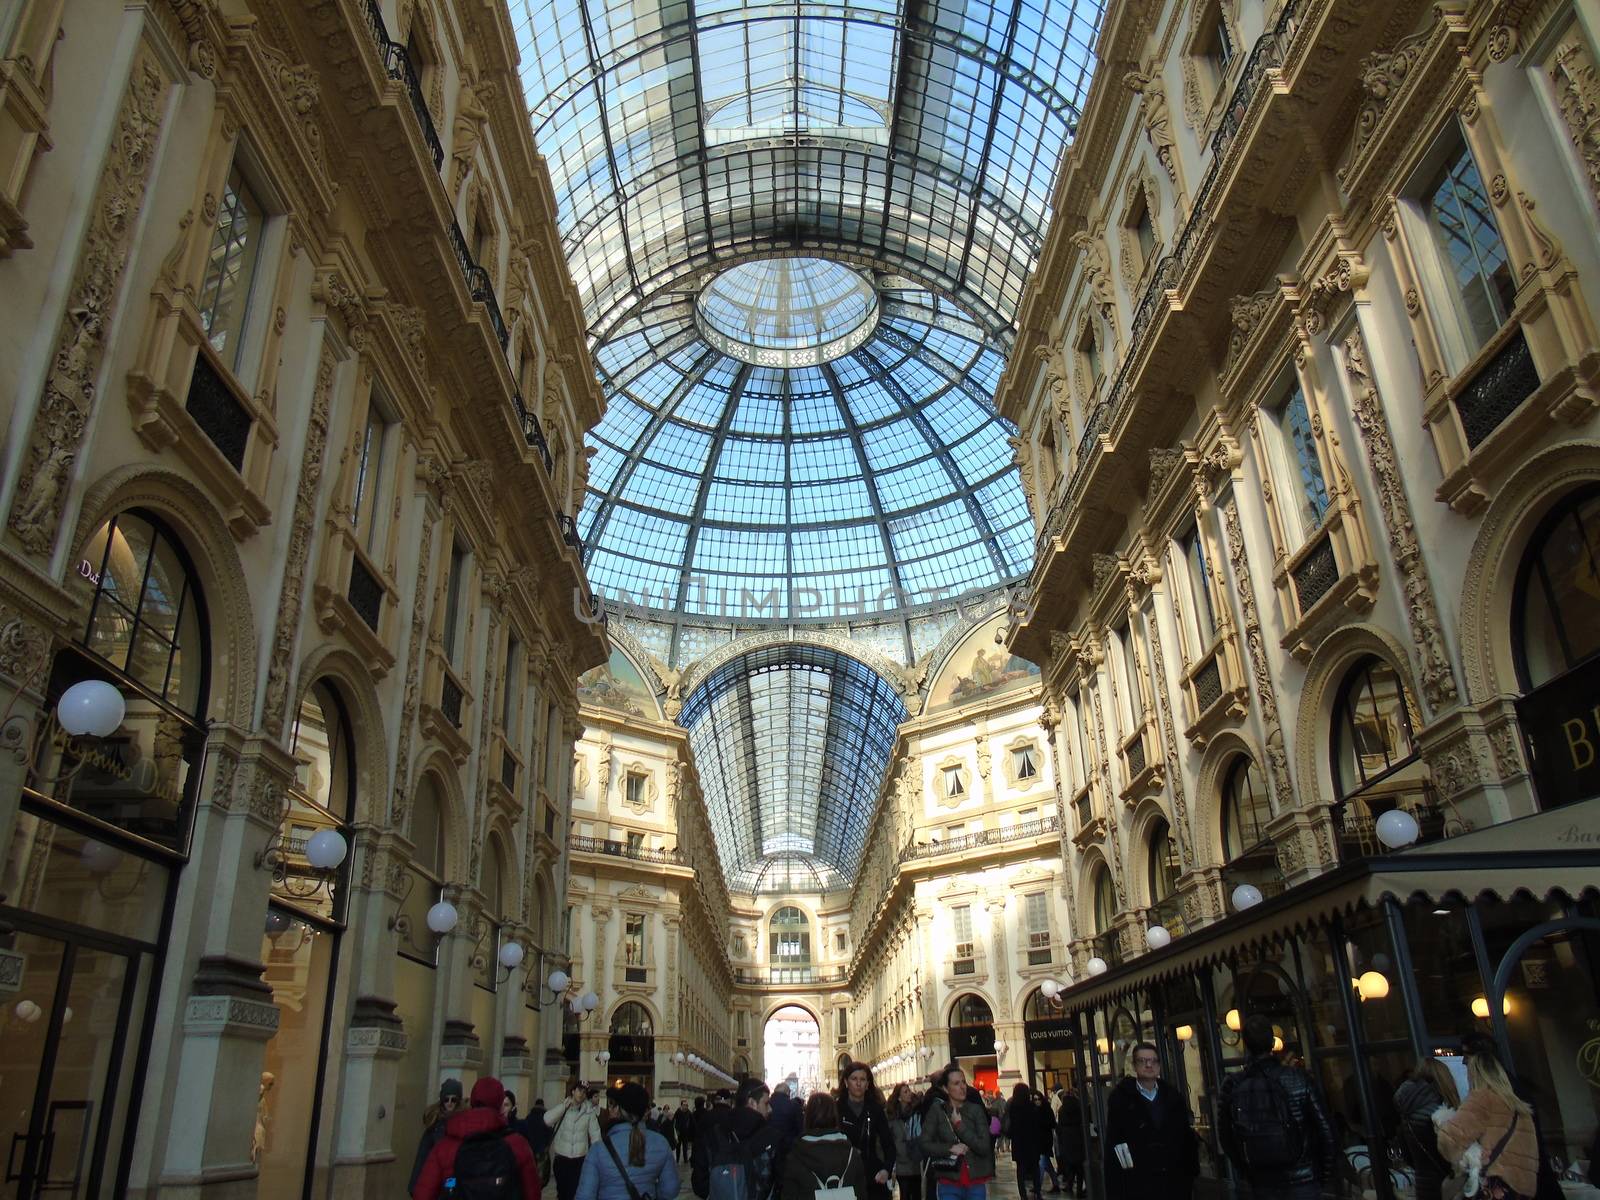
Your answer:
[546,1098,602,1159]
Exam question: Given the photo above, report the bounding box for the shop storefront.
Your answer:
[0,512,208,1198]
[1022,988,1080,1094]
[1055,805,1600,1200]
[949,992,999,1093]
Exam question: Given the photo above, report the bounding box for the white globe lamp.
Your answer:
[548,970,570,994]
[305,829,348,871]
[57,680,125,738]
[1040,979,1059,999]
[581,991,600,1012]
[498,941,525,969]
[1232,883,1264,911]
[1146,925,1172,950]
[426,900,459,934]
[1086,956,1108,976]
[79,839,123,875]
[1375,809,1420,849]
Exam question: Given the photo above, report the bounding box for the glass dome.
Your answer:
[696,257,879,367]
[580,277,1034,627]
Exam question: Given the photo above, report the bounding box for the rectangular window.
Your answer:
[1214,13,1235,70]
[626,831,644,853]
[501,635,520,730]
[1271,382,1331,542]
[623,914,645,965]
[1024,893,1052,963]
[351,400,392,554]
[1115,622,1139,729]
[199,163,268,371]
[946,823,965,840]
[1079,323,1102,391]
[442,543,467,665]
[1183,526,1219,649]
[1418,136,1516,355]
[837,1008,848,1040]
[625,773,646,808]
[1068,689,1090,790]
[1013,745,1038,781]
[943,765,964,798]
[834,930,847,953]
[952,904,974,964]
[1018,807,1038,824]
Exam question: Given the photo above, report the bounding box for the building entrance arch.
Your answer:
[762,1005,822,1097]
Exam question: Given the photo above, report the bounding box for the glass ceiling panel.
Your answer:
[511,0,1104,343]
[681,643,907,892]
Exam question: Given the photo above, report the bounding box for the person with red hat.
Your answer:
[413,1075,542,1199]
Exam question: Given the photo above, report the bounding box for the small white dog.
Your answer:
[1432,1106,1485,1197]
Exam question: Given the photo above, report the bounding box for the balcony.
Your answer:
[733,966,849,988]
[900,814,1060,862]
[569,835,686,866]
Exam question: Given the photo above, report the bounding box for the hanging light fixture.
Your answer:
[1356,971,1390,1000]
[1225,1009,1241,1031]
[1471,994,1511,1018]
[1232,883,1263,911]
[1374,809,1421,849]
[1086,956,1108,976]
[1146,926,1171,950]
[1174,1025,1194,1042]
[56,679,127,738]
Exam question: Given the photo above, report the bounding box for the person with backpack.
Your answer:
[1102,1043,1199,1200]
[575,1082,678,1200]
[412,1075,542,1200]
[547,1080,604,1200]
[411,1078,465,1195]
[784,1092,869,1200]
[887,1083,926,1200]
[836,1062,897,1200]
[692,1078,780,1200]
[1218,1016,1336,1200]
[918,1065,995,1200]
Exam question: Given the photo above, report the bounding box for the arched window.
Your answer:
[1515,487,1600,689]
[611,1001,654,1038]
[1331,657,1436,857]
[1221,756,1281,895]
[43,511,211,850]
[259,679,356,1197]
[1147,818,1182,932]
[1092,866,1116,934]
[770,905,811,966]
[952,993,994,1027]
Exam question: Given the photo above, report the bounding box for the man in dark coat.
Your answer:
[408,1077,463,1195]
[768,1081,804,1179]
[1218,1016,1337,1200]
[1103,1043,1199,1200]
[692,1079,779,1200]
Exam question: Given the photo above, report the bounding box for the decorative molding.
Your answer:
[262,347,336,738]
[1340,329,1460,713]
[1124,69,1179,192]
[1348,25,1434,169]
[8,54,169,555]
[1549,33,1600,212]
[391,505,438,831]
[1224,287,1280,373]
[1219,498,1295,817]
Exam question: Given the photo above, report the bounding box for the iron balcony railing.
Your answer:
[569,835,685,866]
[1036,0,1303,557]
[733,966,849,987]
[900,814,1060,863]
[358,0,560,472]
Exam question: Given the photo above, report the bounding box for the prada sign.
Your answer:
[1024,1019,1076,1050]
[1517,656,1600,811]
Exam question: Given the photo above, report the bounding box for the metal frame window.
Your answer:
[1269,380,1331,544]
[1514,486,1600,690]
[199,162,269,371]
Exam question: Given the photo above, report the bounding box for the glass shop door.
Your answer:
[0,925,141,1200]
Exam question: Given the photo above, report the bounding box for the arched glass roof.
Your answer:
[509,0,1104,344]
[680,643,908,894]
[697,257,879,365]
[580,276,1035,627]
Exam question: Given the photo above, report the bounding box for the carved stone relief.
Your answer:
[9,54,169,556]
[1340,329,1460,713]
[1550,34,1600,211]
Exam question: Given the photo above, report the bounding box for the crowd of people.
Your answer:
[398,1032,1558,1200]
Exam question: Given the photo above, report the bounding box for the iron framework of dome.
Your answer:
[680,643,909,895]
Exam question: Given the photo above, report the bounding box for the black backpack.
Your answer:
[447,1129,520,1198]
[1227,1065,1303,1172]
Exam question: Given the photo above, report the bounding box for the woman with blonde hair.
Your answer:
[1436,1052,1538,1200]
